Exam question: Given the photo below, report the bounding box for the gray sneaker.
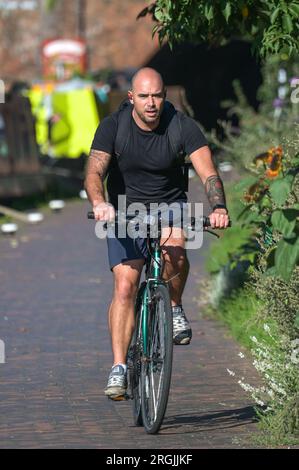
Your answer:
[172,305,192,345]
[104,364,128,400]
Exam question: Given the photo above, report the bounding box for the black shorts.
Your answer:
[106,200,187,271]
[107,230,148,271]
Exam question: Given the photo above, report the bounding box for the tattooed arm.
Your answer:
[204,175,227,211]
[189,145,229,228]
[84,149,115,221]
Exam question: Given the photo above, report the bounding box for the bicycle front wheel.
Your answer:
[128,283,145,426]
[141,283,173,434]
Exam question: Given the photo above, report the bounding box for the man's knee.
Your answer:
[113,277,139,304]
[162,245,188,266]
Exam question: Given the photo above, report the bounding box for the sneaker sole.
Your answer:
[173,337,191,345]
[104,386,127,398]
[173,329,192,345]
[107,394,129,401]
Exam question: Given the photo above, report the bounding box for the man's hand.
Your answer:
[209,208,230,229]
[93,201,115,222]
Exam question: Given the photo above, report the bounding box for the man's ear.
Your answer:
[128,91,134,104]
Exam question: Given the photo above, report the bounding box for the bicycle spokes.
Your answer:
[141,285,173,434]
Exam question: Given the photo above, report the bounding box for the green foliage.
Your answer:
[250,267,299,338]
[140,0,299,58]
[45,0,56,11]
[206,224,255,273]
[204,55,299,445]
[209,56,299,282]
[208,286,277,349]
[241,327,299,446]
[238,146,299,282]
[205,178,258,274]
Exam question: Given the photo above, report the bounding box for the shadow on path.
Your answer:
[161,406,258,434]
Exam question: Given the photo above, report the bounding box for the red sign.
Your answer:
[42,38,87,81]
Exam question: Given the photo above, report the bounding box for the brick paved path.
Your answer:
[0,179,260,449]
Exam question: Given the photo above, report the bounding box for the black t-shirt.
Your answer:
[91,107,207,208]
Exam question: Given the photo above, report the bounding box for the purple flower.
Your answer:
[273,98,284,108]
[290,77,299,87]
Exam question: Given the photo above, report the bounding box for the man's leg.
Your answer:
[109,259,144,365]
[161,227,192,345]
[161,227,189,306]
[105,259,144,399]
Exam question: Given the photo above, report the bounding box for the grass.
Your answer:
[206,287,279,349]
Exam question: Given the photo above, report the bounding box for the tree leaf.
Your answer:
[282,14,293,33]
[288,3,299,17]
[271,210,297,237]
[223,2,232,23]
[274,237,299,281]
[154,8,164,22]
[269,175,294,205]
[270,8,280,24]
[204,5,214,22]
[235,176,259,192]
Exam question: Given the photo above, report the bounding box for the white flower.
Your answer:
[290,339,299,364]
[238,352,245,359]
[238,380,256,393]
[253,397,265,407]
[251,336,258,344]
[263,324,271,333]
[268,380,287,396]
[267,389,275,399]
[227,368,235,377]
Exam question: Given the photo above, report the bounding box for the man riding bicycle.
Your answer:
[84,67,229,401]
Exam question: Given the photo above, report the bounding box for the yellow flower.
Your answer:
[242,6,249,18]
[265,146,283,179]
[253,147,283,179]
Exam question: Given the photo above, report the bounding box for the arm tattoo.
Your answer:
[84,150,112,204]
[204,175,226,209]
[86,149,112,180]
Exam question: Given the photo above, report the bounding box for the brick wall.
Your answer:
[0,0,159,83]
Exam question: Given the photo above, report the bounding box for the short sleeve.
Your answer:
[90,115,117,155]
[180,114,208,156]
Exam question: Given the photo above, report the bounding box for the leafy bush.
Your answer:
[140,1,299,58]
[238,134,299,282]
[205,55,299,445]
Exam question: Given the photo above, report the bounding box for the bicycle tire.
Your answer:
[128,284,145,426]
[141,283,173,434]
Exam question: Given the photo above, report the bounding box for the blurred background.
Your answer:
[0,0,263,205]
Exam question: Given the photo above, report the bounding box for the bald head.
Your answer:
[131,67,164,92]
[128,67,166,130]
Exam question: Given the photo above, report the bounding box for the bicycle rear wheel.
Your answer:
[141,283,173,434]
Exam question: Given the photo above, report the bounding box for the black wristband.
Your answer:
[212,204,227,211]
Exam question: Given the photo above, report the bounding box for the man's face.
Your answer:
[128,77,166,127]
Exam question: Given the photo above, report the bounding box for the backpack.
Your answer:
[113,99,191,192]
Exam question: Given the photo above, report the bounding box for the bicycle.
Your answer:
[88,210,215,434]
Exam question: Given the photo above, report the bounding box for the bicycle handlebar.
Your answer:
[87,211,231,229]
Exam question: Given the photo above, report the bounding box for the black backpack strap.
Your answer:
[167,107,185,164]
[166,104,190,192]
[114,100,133,158]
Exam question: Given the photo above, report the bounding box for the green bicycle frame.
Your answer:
[141,239,163,356]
